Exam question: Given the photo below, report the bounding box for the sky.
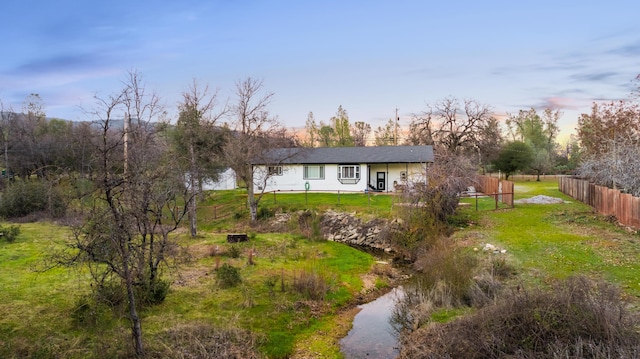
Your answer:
[1,0,640,143]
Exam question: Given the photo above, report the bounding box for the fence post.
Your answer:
[494,193,499,209]
[475,194,478,211]
[338,190,341,205]
[368,191,371,206]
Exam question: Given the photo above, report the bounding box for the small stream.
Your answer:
[339,286,404,359]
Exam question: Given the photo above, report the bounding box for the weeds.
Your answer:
[151,323,264,359]
[293,268,330,300]
[398,276,640,359]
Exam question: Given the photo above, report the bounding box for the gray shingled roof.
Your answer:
[254,146,434,164]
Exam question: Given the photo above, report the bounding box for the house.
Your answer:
[252,145,434,193]
[201,168,238,191]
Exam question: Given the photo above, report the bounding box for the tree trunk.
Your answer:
[123,248,144,357]
[247,182,258,222]
[188,194,197,237]
[188,143,198,238]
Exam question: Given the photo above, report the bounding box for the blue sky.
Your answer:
[1,1,639,141]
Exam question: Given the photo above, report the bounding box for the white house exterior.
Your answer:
[252,146,434,193]
[201,168,237,191]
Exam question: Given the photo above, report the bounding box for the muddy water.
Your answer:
[340,287,404,359]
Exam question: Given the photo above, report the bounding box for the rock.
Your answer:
[319,210,396,252]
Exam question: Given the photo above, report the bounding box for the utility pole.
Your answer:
[394,108,399,146]
[124,113,131,181]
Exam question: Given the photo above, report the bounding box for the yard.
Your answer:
[0,176,639,358]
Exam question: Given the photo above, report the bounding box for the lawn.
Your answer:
[456,177,640,297]
[2,178,640,358]
[0,223,374,358]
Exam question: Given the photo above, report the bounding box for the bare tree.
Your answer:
[431,98,493,155]
[411,98,493,156]
[577,137,640,196]
[405,112,435,146]
[61,71,191,357]
[577,101,640,156]
[223,78,293,222]
[393,153,476,259]
[0,100,16,181]
[174,79,227,237]
[475,116,503,173]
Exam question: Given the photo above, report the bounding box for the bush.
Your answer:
[137,278,170,306]
[0,224,20,243]
[0,180,66,218]
[257,206,273,220]
[293,268,330,300]
[70,295,111,327]
[398,276,640,359]
[95,281,126,307]
[227,245,241,259]
[216,264,241,288]
[412,241,478,306]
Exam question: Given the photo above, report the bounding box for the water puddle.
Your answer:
[340,287,403,359]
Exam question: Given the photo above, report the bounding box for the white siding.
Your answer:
[201,168,237,191]
[254,162,427,193]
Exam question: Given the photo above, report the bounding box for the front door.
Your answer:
[376,172,385,191]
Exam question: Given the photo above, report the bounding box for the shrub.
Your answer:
[411,241,478,306]
[227,245,241,259]
[0,180,66,218]
[263,275,278,298]
[137,278,170,306]
[70,295,111,327]
[487,255,517,279]
[293,268,330,300]
[95,281,126,307]
[257,206,273,220]
[398,276,640,359]
[0,224,20,243]
[296,210,320,239]
[216,263,241,288]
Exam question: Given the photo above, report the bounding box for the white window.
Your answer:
[268,166,283,176]
[303,165,324,180]
[338,165,360,184]
[338,165,360,179]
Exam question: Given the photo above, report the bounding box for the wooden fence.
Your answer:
[558,176,640,230]
[475,175,514,207]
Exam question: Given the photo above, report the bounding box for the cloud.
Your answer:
[609,40,640,57]
[535,97,583,111]
[12,53,109,76]
[570,71,619,83]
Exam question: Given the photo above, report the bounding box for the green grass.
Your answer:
[455,177,640,297]
[0,223,375,358]
[4,179,640,357]
[198,190,399,231]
